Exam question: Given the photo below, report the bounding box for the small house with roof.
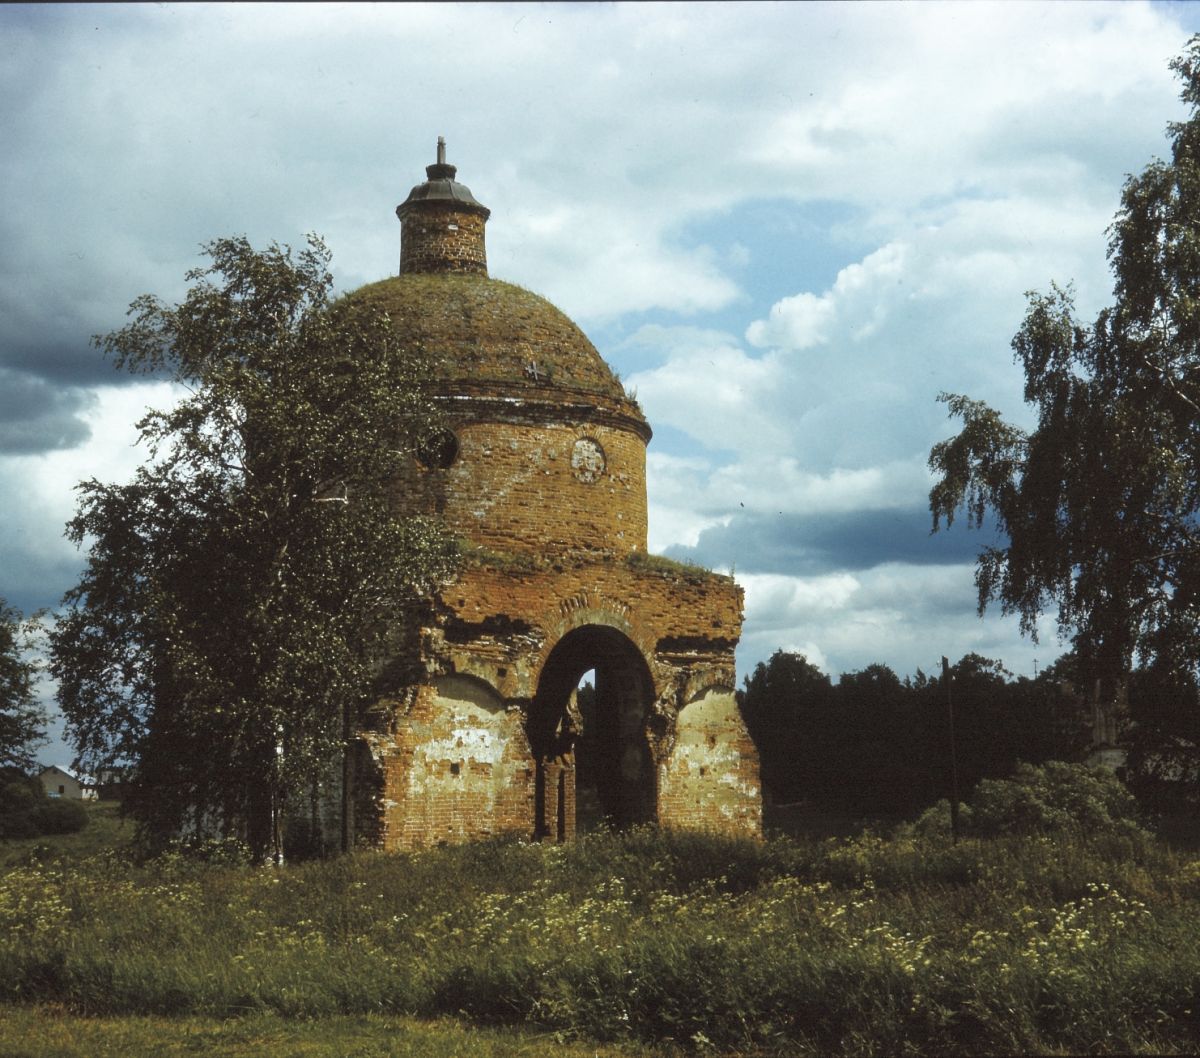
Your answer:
[37,764,97,801]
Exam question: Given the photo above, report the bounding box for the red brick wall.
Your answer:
[539,758,576,842]
[393,419,648,556]
[400,206,488,276]
[659,690,762,836]
[380,679,535,848]
[437,558,741,699]
[373,556,758,849]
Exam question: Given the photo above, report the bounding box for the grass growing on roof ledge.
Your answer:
[625,549,720,583]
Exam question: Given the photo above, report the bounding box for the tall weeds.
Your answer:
[2,828,1199,1054]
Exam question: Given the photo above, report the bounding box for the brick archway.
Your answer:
[528,624,656,839]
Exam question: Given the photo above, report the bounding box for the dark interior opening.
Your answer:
[528,625,656,838]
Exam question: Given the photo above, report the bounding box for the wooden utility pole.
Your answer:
[342,699,355,854]
[942,656,961,843]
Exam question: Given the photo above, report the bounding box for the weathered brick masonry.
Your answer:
[349,142,760,848]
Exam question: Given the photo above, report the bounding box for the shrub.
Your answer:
[909,799,974,839]
[159,834,252,866]
[0,781,41,839]
[971,761,1144,838]
[0,775,88,839]
[33,796,88,835]
[904,762,1146,842]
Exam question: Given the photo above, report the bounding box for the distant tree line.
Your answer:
[739,650,1200,818]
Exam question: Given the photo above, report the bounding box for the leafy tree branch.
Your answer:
[52,235,459,861]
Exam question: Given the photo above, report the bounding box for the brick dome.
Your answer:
[344,138,647,435]
[348,142,651,557]
[346,273,644,429]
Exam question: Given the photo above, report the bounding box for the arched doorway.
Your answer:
[528,625,656,839]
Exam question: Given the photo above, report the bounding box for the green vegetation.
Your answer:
[0,598,45,773]
[459,542,543,573]
[741,651,1085,815]
[460,546,719,587]
[0,800,130,872]
[624,550,716,584]
[4,812,1200,1056]
[0,772,88,841]
[906,761,1146,841]
[53,236,457,861]
[0,1007,649,1058]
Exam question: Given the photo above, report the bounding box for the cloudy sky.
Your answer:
[3,2,1199,763]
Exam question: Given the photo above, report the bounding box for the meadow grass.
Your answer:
[2,824,1200,1055]
[0,1006,661,1057]
[0,801,133,872]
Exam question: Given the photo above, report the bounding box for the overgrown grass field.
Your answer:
[3,816,1200,1056]
[0,801,132,873]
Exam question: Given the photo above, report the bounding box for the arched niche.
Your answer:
[432,672,504,715]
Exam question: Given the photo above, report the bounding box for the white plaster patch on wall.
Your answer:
[420,725,505,766]
[669,743,741,777]
[405,693,512,802]
[680,687,739,721]
[719,771,759,795]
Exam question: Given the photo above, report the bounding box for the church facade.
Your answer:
[345,143,760,848]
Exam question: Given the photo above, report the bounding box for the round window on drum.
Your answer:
[416,429,459,470]
[571,437,606,483]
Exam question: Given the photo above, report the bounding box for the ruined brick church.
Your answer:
[344,142,760,849]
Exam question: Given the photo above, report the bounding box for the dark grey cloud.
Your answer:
[0,323,113,388]
[0,203,164,390]
[0,370,93,453]
[1,557,81,619]
[664,506,1001,577]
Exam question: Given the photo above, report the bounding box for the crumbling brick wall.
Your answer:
[380,675,534,847]
[659,689,763,836]
[348,146,761,849]
[371,554,760,849]
[391,417,648,556]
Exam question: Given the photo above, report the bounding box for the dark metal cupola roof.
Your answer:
[396,137,490,220]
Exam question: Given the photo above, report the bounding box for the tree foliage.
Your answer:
[1124,663,1200,811]
[740,650,833,802]
[0,599,45,773]
[740,650,1083,816]
[50,236,458,860]
[911,761,1144,839]
[930,38,1200,700]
